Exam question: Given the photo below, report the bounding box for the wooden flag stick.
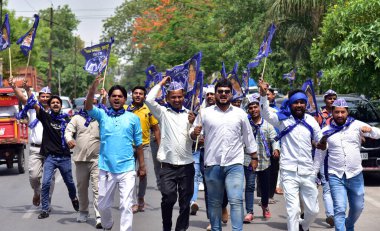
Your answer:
[102,65,108,89]
[8,48,12,78]
[260,57,268,80]
[194,110,202,151]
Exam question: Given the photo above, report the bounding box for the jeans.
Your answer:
[329,173,364,231]
[320,164,334,217]
[191,150,202,203]
[150,139,161,190]
[41,154,76,212]
[205,164,244,231]
[243,166,256,214]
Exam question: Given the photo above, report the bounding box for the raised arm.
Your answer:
[85,76,104,111]
[258,79,280,127]
[146,76,170,119]
[8,76,27,105]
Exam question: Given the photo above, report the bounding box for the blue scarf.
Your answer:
[164,103,185,113]
[75,109,95,127]
[49,111,70,149]
[274,117,314,142]
[322,116,355,139]
[98,104,126,117]
[17,94,37,120]
[126,103,142,113]
[248,115,271,157]
[276,92,308,121]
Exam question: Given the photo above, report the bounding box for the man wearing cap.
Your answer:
[64,96,102,228]
[258,80,321,231]
[85,76,146,231]
[314,89,337,227]
[8,78,56,208]
[191,78,257,231]
[145,76,195,231]
[314,98,380,231]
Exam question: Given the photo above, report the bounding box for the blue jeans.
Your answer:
[41,155,77,212]
[244,166,256,214]
[320,164,334,217]
[329,173,364,231]
[191,150,202,202]
[205,164,244,231]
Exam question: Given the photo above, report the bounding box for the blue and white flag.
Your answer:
[247,23,276,69]
[241,69,249,95]
[184,71,204,112]
[165,52,202,93]
[16,14,39,56]
[81,37,114,75]
[302,79,319,116]
[145,65,165,101]
[283,68,297,81]
[227,62,243,97]
[0,13,11,51]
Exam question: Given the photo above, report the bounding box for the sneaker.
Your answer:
[76,212,89,222]
[326,216,334,227]
[38,211,49,219]
[262,206,271,219]
[222,207,228,223]
[206,224,211,231]
[33,193,40,206]
[199,182,205,191]
[72,198,79,212]
[96,217,103,229]
[190,202,199,215]
[243,213,254,223]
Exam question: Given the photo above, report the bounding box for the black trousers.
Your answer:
[160,163,195,231]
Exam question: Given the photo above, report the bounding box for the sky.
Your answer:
[7,0,124,47]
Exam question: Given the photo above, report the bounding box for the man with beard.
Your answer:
[258,79,321,231]
[126,86,160,213]
[64,97,102,228]
[145,77,195,231]
[243,97,280,223]
[314,98,380,231]
[8,78,56,209]
[85,76,146,231]
[191,78,257,231]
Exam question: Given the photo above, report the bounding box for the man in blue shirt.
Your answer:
[85,76,146,231]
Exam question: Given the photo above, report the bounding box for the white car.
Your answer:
[60,96,74,116]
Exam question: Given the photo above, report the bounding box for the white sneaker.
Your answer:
[76,212,89,222]
[198,182,205,191]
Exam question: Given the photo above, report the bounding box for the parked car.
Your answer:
[73,97,86,112]
[60,96,74,116]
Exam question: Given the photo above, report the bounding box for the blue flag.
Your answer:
[241,69,249,95]
[221,62,227,79]
[317,70,323,86]
[0,13,11,51]
[165,52,202,93]
[247,23,276,69]
[16,14,39,56]
[302,79,319,116]
[81,37,114,75]
[145,65,165,101]
[227,62,244,97]
[283,68,297,81]
[184,71,204,112]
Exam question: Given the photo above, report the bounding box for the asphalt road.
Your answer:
[0,145,379,231]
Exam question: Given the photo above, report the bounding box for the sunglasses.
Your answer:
[217,89,231,94]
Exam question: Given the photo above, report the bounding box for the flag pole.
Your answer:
[8,48,12,78]
[194,110,202,151]
[102,65,108,89]
[24,51,31,79]
[260,57,268,80]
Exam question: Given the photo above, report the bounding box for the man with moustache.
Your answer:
[191,79,257,231]
[258,80,321,231]
[85,76,146,231]
[126,86,161,213]
[314,98,380,231]
[145,77,195,231]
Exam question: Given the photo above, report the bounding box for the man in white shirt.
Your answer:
[258,80,321,231]
[145,77,195,231]
[314,98,380,231]
[191,79,257,231]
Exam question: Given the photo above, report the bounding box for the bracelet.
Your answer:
[251,157,258,160]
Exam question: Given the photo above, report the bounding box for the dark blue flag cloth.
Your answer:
[227,62,244,97]
[165,52,202,93]
[144,65,165,101]
[247,23,276,69]
[283,68,297,81]
[241,69,250,95]
[302,79,319,116]
[81,37,114,75]
[221,62,227,79]
[16,14,39,56]
[317,70,323,86]
[0,13,11,51]
[191,71,204,112]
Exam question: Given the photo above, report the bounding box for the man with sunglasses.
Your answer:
[191,78,257,231]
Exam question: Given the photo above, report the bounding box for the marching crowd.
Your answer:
[7,74,380,231]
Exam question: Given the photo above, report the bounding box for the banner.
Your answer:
[145,65,165,101]
[16,14,39,56]
[302,79,319,116]
[0,13,11,51]
[165,52,202,93]
[81,37,114,75]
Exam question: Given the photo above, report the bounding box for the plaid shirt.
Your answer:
[244,118,280,171]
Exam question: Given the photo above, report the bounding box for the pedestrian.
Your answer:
[243,97,280,223]
[8,78,56,208]
[191,78,258,231]
[126,86,161,213]
[258,79,321,231]
[85,76,146,231]
[64,97,102,228]
[145,77,195,231]
[314,89,338,227]
[314,98,380,231]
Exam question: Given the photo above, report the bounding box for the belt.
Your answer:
[31,143,41,148]
[161,162,193,168]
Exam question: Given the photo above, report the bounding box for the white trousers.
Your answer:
[281,169,319,231]
[98,169,136,231]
